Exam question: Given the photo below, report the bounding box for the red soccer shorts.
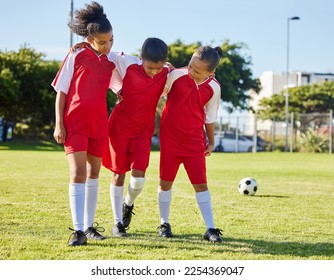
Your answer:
[64,133,108,158]
[160,152,207,184]
[102,135,151,174]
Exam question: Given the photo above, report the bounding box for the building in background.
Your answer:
[247,71,334,134]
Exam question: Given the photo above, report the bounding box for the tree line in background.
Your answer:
[0,40,333,141]
[257,81,334,120]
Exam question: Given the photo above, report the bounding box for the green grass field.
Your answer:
[0,143,333,260]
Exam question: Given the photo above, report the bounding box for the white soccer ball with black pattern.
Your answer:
[238,177,258,195]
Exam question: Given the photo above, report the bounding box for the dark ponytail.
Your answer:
[195,46,223,71]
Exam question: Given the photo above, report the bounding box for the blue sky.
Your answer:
[0,0,333,78]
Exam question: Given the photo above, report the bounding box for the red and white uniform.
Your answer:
[52,46,120,156]
[102,52,169,173]
[159,68,220,183]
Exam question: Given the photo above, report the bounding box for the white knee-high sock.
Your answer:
[84,178,99,230]
[158,189,172,224]
[110,184,124,224]
[69,183,85,231]
[124,176,145,206]
[196,190,215,229]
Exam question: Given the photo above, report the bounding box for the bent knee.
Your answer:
[130,176,146,190]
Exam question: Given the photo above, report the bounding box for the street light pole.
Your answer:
[69,0,74,48]
[285,16,300,152]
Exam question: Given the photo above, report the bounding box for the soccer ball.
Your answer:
[238,177,258,195]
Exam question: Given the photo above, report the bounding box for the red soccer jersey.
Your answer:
[160,68,221,156]
[52,46,119,139]
[107,52,169,138]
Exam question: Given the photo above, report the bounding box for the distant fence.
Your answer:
[216,110,333,154]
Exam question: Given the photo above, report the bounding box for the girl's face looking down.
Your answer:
[142,60,165,78]
[87,31,114,55]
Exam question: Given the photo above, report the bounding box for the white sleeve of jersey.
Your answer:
[162,68,188,96]
[204,80,221,124]
[51,51,78,94]
[109,68,123,93]
[108,52,141,79]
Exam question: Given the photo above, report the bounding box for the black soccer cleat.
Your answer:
[112,222,128,237]
[68,228,87,246]
[157,223,173,238]
[122,203,135,228]
[85,222,106,240]
[202,228,223,243]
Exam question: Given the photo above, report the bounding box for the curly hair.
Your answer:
[68,1,112,38]
[194,46,223,72]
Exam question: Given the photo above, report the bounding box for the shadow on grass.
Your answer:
[216,237,334,258]
[255,195,290,198]
[87,232,334,259]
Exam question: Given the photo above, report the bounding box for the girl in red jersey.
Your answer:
[52,2,121,246]
[157,46,223,243]
[102,38,169,237]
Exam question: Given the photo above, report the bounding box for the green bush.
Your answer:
[300,128,329,153]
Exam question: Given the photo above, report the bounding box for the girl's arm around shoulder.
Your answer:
[162,67,188,96]
[107,52,141,79]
